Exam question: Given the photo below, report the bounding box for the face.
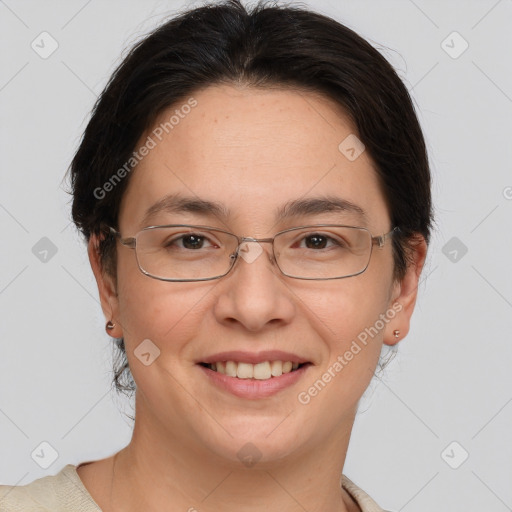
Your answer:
[90,84,425,465]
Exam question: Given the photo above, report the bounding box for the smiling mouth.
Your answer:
[198,361,311,380]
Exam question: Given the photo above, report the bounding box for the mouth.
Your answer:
[196,350,314,398]
[198,360,312,380]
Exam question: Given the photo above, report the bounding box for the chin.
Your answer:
[197,418,307,466]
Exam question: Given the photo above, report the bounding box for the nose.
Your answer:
[213,240,296,332]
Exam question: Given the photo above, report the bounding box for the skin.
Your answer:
[81,84,427,512]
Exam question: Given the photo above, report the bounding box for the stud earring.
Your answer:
[393,329,400,339]
[106,320,116,331]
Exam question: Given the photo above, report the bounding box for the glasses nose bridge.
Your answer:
[238,236,274,244]
[234,236,277,265]
[237,236,275,252]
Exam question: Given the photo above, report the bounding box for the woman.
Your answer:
[0,0,431,510]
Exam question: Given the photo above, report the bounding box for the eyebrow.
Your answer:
[140,193,367,226]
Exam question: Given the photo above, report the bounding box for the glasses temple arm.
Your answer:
[372,226,400,248]
[105,226,136,248]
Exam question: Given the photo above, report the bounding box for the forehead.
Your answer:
[118,84,389,232]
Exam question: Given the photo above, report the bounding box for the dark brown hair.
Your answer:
[66,0,433,397]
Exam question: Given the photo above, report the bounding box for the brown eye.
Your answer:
[298,233,345,250]
[163,233,214,250]
[180,234,206,250]
[304,234,329,249]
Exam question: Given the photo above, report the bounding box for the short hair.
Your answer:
[66,0,433,397]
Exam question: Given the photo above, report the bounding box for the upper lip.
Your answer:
[197,350,312,365]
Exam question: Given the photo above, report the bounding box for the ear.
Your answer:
[383,235,428,346]
[88,233,123,338]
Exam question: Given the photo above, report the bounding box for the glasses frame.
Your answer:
[105,224,400,282]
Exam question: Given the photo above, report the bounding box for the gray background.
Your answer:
[1,0,511,510]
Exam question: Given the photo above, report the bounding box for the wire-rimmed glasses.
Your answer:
[104,224,399,281]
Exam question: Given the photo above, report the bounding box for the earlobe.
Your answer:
[87,234,122,338]
[383,235,428,346]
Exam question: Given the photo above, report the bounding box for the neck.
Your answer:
[105,399,359,512]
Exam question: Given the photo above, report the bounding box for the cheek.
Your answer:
[301,255,393,340]
[304,271,392,383]
[116,281,215,399]
[296,293,386,419]
[115,256,212,360]
[322,288,388,356]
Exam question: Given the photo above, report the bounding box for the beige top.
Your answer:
[0,464,390,511]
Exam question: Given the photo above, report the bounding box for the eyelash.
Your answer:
[165,232,345,250]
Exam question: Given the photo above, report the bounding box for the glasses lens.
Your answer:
[274,225,372,279]
[135,226,238,281]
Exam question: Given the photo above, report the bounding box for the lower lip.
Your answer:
[198,364,311,399]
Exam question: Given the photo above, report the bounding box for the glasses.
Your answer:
[105,224,399,282]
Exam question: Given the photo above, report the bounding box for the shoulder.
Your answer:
[0,464,102,512]
[341,474,395,512]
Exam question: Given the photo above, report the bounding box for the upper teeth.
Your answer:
[207,361,301,379]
